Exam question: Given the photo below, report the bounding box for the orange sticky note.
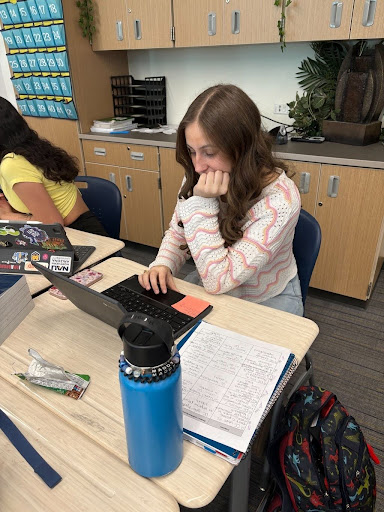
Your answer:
[171,296,211,318]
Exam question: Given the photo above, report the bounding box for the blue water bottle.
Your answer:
[118,312,183,477]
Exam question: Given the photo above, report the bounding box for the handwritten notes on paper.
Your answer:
[179,322,292,453]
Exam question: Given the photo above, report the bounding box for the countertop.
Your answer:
[79,132,384,170]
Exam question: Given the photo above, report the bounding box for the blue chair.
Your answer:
[75,176,122,239]
[257,209,322,500]
[293,209,322,308]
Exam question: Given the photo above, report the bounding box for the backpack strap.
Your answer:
[0,409,62,488]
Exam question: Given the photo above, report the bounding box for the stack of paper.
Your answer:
[90,117,138,133]
[0,275,34,345]
[178,321,297,465]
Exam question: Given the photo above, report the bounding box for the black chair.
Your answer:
[75,176,122,239]
[258,208,322,497]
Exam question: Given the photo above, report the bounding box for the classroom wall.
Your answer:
[0,35,16,107]
[127,42,314,131]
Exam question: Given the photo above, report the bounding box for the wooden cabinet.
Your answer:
[159,148,185,229]
[83,140,163,247]
[285,0,355,42]
[350,0,384,39]
[223,0,280,45]
[288,159,384,300]
[173,0,279,47]
[173,0,223,48]
[310,165,384,300]
[286,160,321,217]
[92,0,173,51]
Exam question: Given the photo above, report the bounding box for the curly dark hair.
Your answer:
[0,97,79,182]
[176,84,291,246]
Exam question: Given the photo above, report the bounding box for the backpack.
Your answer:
[267,386,380,512]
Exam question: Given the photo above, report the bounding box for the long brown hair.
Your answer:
[0,97,79,183]
[176,84,289,246]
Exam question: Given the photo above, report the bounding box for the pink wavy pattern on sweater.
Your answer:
[182,210,217,224]
[194,242,226,260]
[161,247,185,266]
[262,197,278,244]
[275,182,292,203]
[238,254,293,300]
[185,226,219,243]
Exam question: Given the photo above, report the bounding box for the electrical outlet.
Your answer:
[274,103,289,115]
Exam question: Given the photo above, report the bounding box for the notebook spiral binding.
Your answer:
[241,357,299,459]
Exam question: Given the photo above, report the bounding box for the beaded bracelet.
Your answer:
[119,352,180,384]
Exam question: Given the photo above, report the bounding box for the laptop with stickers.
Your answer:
[0,221,94,276]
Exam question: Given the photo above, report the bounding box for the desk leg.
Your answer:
[229,453,251,512]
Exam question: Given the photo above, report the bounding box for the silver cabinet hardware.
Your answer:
[330,1,343,28]
[109,173,116,184]
[116,21,123,41]
[130,151,144,161]
[134,19,142,40]
[231,10,240,34]
[94,147,106,156]
[362,0,377,26]
[298,172,311,194]
[125,175,133,192]
[208,12,216,36]
[327,175,340,197]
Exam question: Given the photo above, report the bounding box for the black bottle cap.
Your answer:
[118,312,174,368]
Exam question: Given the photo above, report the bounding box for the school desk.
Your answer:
[0,257,319,511]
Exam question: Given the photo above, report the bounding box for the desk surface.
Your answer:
[0,257,319,509]
[0,379,179,511]
[25,228,125,296]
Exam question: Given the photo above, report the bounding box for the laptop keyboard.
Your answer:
[72,245,96,271]
[102,283,194,336]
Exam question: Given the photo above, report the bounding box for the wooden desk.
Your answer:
[25,228,125,296]
[0,257,319,509]
[0,380,179,511]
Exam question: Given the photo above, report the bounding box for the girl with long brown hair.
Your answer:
[139,85,303,315]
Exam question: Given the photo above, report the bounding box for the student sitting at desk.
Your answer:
[139,84,303,316]
[0,97,107,236]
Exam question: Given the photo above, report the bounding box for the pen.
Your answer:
[111,130,130,134]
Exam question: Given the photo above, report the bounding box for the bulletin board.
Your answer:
[0,0,78,119]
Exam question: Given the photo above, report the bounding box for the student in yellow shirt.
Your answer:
[0,97,108,236]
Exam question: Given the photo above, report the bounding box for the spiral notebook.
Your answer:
[177,321,298,465]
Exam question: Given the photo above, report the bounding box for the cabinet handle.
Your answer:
[330,1,343,28]
[116,21,123,41]
[327,175,340,197]
[94,147,106,157]
[231,10,240,34]
[362,0,377,26]
[208,12,216,36]
[125,175,133,192]
[298,172,311,194]
[109,172,116,184]
[134,19,142,40]
[130,151,144,161]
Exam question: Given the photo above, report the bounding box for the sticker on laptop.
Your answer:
[12,251,28,263]
[0,225,20,237]
[20,225,49,245]
[49,255,72,273]
[42,237,67,250]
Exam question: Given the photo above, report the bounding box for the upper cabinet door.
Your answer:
[173,0,224,48]
[126,0,173,49]
[92,0,129,51]
[285,0,355,42]
[223,0,280,45]
[350,0,384,39]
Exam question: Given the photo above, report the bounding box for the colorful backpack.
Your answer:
[267,386,380,512]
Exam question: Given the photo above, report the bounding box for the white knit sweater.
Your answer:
[150,171,301,303]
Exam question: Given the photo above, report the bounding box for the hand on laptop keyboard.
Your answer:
[138,265,179,295]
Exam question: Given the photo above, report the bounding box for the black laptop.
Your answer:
[33,262,212,339]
